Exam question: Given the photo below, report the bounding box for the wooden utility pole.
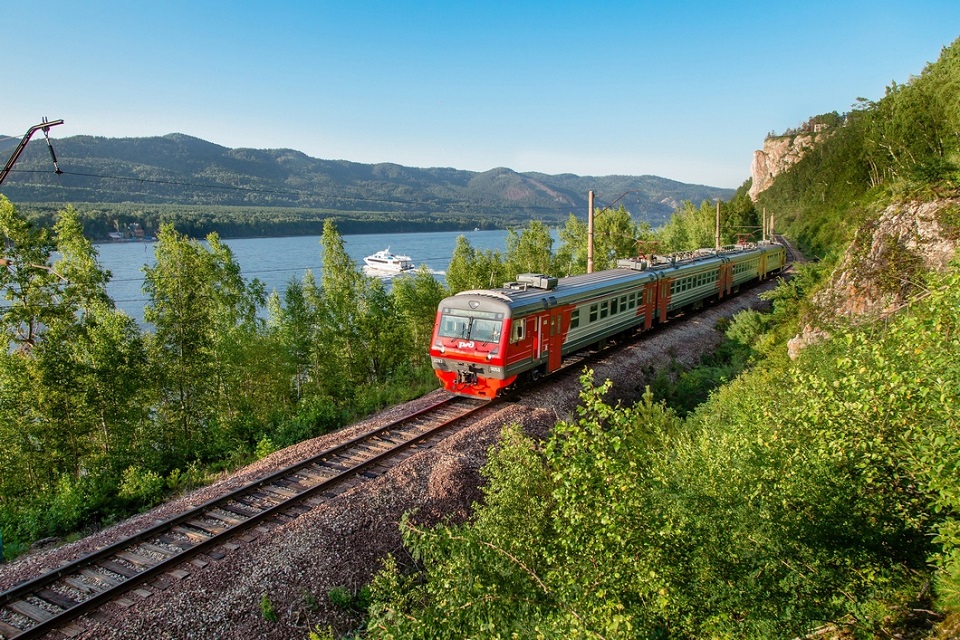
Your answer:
[715,201,721,250]
[587,190,595,273]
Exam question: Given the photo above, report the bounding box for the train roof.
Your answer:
[439,242,784,317]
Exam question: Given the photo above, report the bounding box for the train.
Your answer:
[429,241,787,399]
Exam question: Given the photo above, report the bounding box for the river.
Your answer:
[96,229,516,325]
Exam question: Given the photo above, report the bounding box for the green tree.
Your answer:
[592,205,638,270]
[504,221,554,276]
[314,219,411,396]
[554,207,640,274]
[37,208,150,472]
[656,200,717,252]
[554,213,587,275]
[0,201,149,543]
[445,235,508,293]
[144,225,219,455]
[392,266,446,360]
[266,277,316,401]
[0,195,61,351]
[144,224,267,459]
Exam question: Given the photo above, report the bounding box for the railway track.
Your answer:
[774,234,804,264]
[0,249,791,639]
[0,394,489,640]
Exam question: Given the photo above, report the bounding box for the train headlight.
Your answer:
[433,343,445,354]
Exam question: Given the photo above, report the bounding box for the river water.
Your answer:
[96,229,515,325]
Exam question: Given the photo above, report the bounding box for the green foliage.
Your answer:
[268,397,345,449]
[165,462,210,494]
[308,626,337,640]
[650,308,779,417]
[328,587,351,608]
[328,586,372,612]
[0,201,446,557]
[444,234,509,292]
[723,308,770,347]
[504,220,554,276]
[369,257,960,639]
[552,207,651,275]
[254,437,277,460]
[367,379,686,638]
[656,195,760,253]
[260,594,279,622]
[392,265,446,360]
[118,466,165,508]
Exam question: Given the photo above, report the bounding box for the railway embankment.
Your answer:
[0,279,778,639]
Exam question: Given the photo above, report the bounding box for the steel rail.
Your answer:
[0,394,486,639]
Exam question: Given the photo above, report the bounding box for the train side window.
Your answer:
[511,321,525,343]
[600,300,609,319]
[619,295,628,312]
[571,308,580,329]
[628,292,636,308]
[589,304,598,322]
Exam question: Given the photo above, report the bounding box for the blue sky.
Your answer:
[2,1,958,188]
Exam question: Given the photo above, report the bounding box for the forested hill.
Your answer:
[0,132,732,235]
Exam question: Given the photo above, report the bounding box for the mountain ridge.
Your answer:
[0,132,734,229]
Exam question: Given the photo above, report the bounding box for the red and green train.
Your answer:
[429,241,787,399]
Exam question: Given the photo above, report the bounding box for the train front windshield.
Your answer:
[438,310,503,343]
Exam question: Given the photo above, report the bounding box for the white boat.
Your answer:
[363,248,414,273]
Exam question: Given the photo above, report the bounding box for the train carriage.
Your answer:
[431,241,787,399]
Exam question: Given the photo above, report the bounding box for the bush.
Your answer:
[118,465,165,508]
[166,461,210,494]
[270,396,345,449]
[254,436,277,460]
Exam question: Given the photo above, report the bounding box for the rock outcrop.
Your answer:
[750,134,819,201]
[787,199,959,357]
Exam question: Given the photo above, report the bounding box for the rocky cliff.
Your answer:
[750,133,820,201]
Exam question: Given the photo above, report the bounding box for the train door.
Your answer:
[658,277,672,323]
[718,261,732,297]
[642,280,658,329]
[546,308,565,372]
[534,312,548,359]
[527,315,540,361]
